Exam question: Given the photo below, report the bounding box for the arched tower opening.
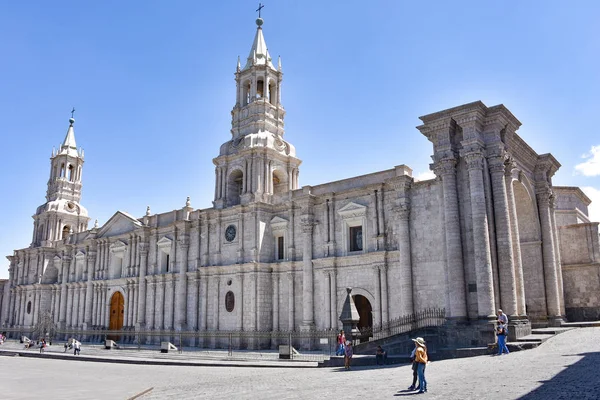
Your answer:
[272,169,288,195]
[227,169,244,206]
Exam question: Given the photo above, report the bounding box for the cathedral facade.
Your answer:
[2,17,599,348]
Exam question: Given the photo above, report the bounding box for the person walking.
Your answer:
[39,338,46,354]
[497,309,508,325]
[336,330,346,356]
[73,341,81,356]
[408,346,419,391]
[412,337,428,394]
[344,340,353,370]
[496,324,510,355]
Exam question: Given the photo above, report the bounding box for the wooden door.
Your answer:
[108,291,124,335]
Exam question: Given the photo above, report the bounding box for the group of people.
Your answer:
[496,309,510,356]
[64,338,81,355]
[336,330,354,370]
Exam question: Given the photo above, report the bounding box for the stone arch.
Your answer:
[227,169,244,207]
[513,179,546,319]
[242,79,251,105]
[272,167,288,195]
[337,287,377,326]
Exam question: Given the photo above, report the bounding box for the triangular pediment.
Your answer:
[110,240,128,251]
[270,216,288,231]
[96,211,143,238]
[337,202,367,218]
[157,236,173,248]
[75,250,86,258]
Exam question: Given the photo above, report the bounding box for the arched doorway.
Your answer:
[353,295,373,341]
[108,291,124,340]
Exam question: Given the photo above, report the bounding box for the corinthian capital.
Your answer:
[300,216,316,234]
[432,158,456,177]
[392,205,410,221]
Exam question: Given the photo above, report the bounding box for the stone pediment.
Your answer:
[337,202,367,219]
[96,211,143,238]
[110,240,128,252]
[75,250,86,258]
[270,216,288,231]
[157,236,173,249]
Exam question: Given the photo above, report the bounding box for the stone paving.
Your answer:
[1,327,599,400]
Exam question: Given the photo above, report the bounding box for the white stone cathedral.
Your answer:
[2,16,599,348]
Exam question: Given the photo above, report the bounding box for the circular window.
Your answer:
[225,225,237,242]
[227,279,232,286]
[27,301,32,315]
[225,291,235,312]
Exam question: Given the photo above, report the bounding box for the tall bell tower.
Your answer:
[31,114,90,247]
[213,14,301,209]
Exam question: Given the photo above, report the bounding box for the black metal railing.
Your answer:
[358,308,446,342]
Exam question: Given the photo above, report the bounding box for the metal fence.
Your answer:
[358,308,446,342]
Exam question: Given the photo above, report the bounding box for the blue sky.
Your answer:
[1,1,599,279]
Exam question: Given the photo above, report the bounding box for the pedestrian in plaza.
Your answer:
[39,338,46,353]
[344,340,353,370]
[336,330,346,356]
[496,324,510,355]
[375,345,387,365]
[407,345,420,391]
[74,341,81,355]
[412,337,428,394]
[497,309,508,325]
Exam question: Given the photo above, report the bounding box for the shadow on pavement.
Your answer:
[518,352,600,399]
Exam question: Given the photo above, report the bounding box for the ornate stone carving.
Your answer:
[432,157,456,177]
[463,152,484,171]
[178,235,190,248]
[300,216,315,234]
[392,205,410,221]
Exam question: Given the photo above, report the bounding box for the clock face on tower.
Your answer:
[225,225,237,242]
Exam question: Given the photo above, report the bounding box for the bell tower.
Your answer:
[213,15,301,209]
[32,114,90,247]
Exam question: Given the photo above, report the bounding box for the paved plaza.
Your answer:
[1,327,600,399]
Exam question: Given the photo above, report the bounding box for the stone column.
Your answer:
[272,273,279,331]
[100,285,107,328]
[393,202,414,316]
[124,282,130,327]
[380,265,389,324]
[176,235,190,330]
[300,217,315,329]
[137,242,149,328]
[84,251,96,328]
[536,184,561,317]
[374,266,382,327]
[505,160,526,316]
[78,285,86,328]
[329,270,337,329]
[147,277,156,330]
[188,275,198,331]
[433,157,467,318]
[488,154,518,316]
[58,257,70,326]
[463,149,496,317]
[68,285,75,327]
[238,272,244,330]
[549,195,565,316]
[156,277,165,330]
[287,273,295,331]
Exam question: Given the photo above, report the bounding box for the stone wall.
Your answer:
[559,222,600,321]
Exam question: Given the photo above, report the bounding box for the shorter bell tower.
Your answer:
[213,15,301,209]
[32,114,90,247]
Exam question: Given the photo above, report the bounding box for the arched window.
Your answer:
[268,81,276,104]
[27,301,32,314]
[256,79,264,98]
[67,165,74,181]
[272,169,288,195]
[60,163,65,178]
[243,80,251,105]
[62,225,71,239]
[227,170,244,206]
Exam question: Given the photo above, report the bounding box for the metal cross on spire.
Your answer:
[71,107,76,118]
[256,3,265,18]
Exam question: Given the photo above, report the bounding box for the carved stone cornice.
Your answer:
[392,205,410,221]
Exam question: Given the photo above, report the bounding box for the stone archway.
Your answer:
[108,291,124,340]
[513,180,545,320]
[353,294,373,340]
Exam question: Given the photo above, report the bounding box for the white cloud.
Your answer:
[575,145,600,177]
[581,187,600,223]
[414,170,436,181]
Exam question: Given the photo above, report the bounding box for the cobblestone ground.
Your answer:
[1,327,599,400]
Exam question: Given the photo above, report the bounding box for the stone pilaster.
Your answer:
[137,242,149,328]
[300,216,315,329]
[488,153,518,316]
[432,156,468,318]
[549,194,565,316]
[392,202,414,317]
[83,251,96,328]
[176,235,189,330]
[462,147,496,318]
[58,256,70,326]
